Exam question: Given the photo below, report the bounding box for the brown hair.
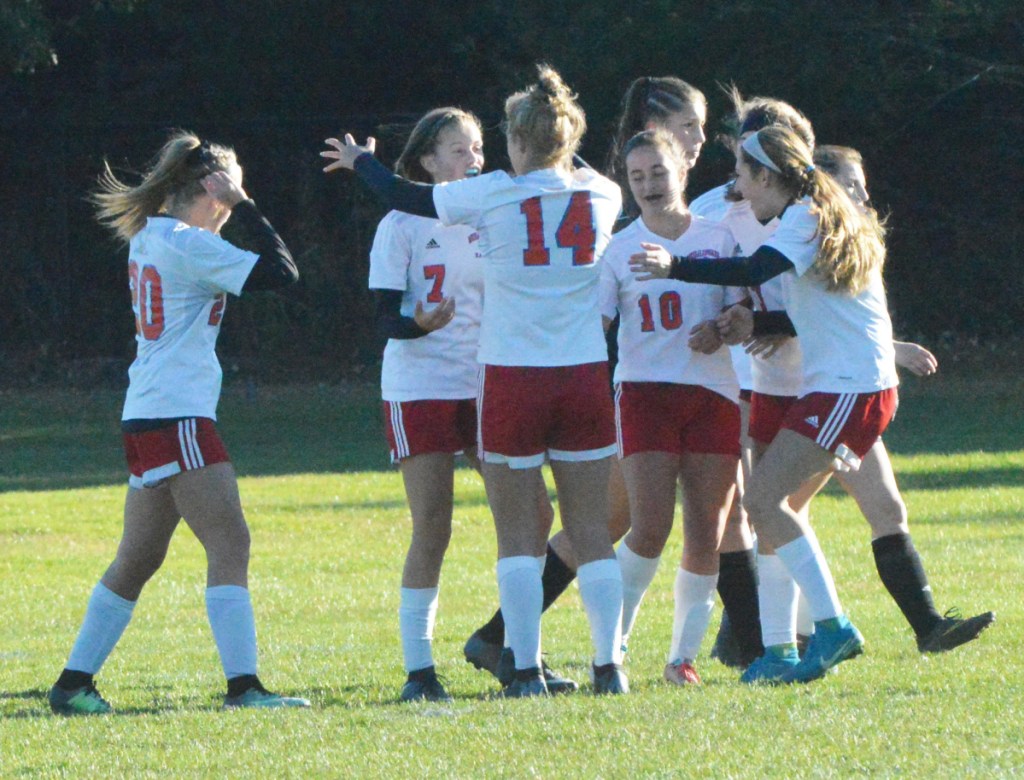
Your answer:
[742,126,886,294]
[813,145,864,177]
[504,64,586,170]
[394,107,482,184]
[92,130,237,243]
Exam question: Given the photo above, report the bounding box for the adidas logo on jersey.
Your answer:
[468,232,480,243]
[804,415,819,428]
[425,238,441,249]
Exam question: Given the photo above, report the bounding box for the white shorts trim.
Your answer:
[481,450,547,469]
[388,401,410,462]
[613,384,624,459]
[129,461,181,489]
[549,444,618,463]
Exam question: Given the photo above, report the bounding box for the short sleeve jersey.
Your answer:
[122,216,259,420]
[600,215,744,400]
[368,211,483,401]
[432,167,622,367]
[718,202,802,396]
[691,185,753,390]
[764,200,898,393]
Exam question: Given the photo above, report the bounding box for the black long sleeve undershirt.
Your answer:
[752,310,798,337]
[668,246,794,287]
[232,200,299,292]
[374,289,430,340]
[353,154,438,218]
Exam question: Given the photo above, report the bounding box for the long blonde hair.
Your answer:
[92,130,238,243]
[504,64,586,171]
[742,126,886,294]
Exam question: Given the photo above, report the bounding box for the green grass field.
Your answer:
[1,374,1022,777]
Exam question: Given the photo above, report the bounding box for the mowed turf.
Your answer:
[1,375,1021,777]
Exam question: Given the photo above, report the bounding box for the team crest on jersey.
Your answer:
[804,415,819,428]
[468,232,480,243]
[425,238,441,249]
[687,249,721,259]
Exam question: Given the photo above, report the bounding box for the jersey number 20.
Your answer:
[128,261,165,340]
[519,192,596,267]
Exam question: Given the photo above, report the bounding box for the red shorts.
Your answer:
[614,382,740,458]
[738,389,753,403]
[123,418,230,489]
[749,392,797,446]
[479,362,616,469]
[382,399,477,463]
[782,388,898,470]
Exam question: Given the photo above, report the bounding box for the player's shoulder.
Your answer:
[689,184,732,219]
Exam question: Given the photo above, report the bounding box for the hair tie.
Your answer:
[805,163,816,175]
[537,81,558,99]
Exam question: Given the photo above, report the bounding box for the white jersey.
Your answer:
[720,202,802,396]
[600,215,743,400]
[692,185,753,390]
[433,166,622,367]
[368,211,483,401]
[122,216,258,420]
[764,200,898,393]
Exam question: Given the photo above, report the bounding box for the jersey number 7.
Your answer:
[519,192,596,267]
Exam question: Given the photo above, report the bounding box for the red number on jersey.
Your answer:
[519,192,597,267]
[637,291,684,332]
[208,293,226,326]
[128,261,165,340]
[423,264,446,303]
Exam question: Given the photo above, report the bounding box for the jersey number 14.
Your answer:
[519,192,596,267]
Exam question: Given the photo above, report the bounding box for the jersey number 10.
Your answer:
[519,192,596,267]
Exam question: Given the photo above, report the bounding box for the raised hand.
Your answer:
[321,134,377,173]
[201,171,248,208]
[629,242,674,281]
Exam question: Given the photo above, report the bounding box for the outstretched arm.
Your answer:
[630,243,794,286]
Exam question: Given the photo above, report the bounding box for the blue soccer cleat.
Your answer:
[780,615,864,684]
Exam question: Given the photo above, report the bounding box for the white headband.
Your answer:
[741,132,782,173]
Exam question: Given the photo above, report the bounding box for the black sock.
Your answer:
[474,545,577,645]
[56,669,94,691]
[514,666,541,681]
[717,550,764,663]
[226,673,265,698]
[872,532,941,638]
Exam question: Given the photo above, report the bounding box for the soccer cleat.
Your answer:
[496,647,516,687]
[223,687,311,709]
[494,647,577,693]
[48,684,113,716]
[663,659,702,686]
[501,668,549,699]
[780,615,864,684]
[709,612,746,668]
[917,609,995,654]
[463,631,504,679]
[400,667,453,703]
[592,663,629,695]
[740,648,800,685]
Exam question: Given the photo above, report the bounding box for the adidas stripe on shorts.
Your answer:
[123,417,230,488]
[781,388,898,470]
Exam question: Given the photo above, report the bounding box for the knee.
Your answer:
[868,495,909,535]
[208,522,251,571]
[410,524,452,562]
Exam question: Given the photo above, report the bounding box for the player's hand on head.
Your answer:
[688,319,723,354]
[321,134,377,173]
[201,171,247,208]
[414,297,456,332]
[629,242,673,281]
[894,341,938,376]
[716,304,753,345]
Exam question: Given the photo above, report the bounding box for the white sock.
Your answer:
[497,557,542,670]
[669,568,718,663]
[66,582,136,674]
[399,586,439,673]
[796,592,815,636]
[616,542,661,644]
[205,585,258,679]
[577,558,624,666]
[775,533,842,621]
[757,554,798,646]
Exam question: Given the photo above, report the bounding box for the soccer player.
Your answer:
[601,129,744,685]
[324,65,628,696]
[714,144,994,681]
[632,125,892,683]
[48,132,309,714]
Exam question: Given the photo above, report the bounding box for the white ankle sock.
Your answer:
[399,586,439,673]
[497,556,542,670]
[669,568,718,663]
[775,533,842,621]
[205,585,258,679]
[616,542,660,645]
[577,558,624,666]
[757,553,798,646]
[66,582,136,674]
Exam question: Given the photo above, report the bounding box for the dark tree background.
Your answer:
[1,0,1021,386]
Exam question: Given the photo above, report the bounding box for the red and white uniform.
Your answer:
[600,215,743,397]
[122,216,258,421]
[433,167,622,466]
[369,212,483,401]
